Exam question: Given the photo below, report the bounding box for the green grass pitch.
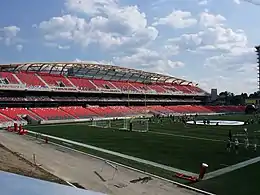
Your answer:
[27,114,260,195]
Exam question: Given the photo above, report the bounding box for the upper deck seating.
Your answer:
[39,73,73,87]
[69,77,97,91]
[0,72,20,84]
[15,72,46,88]
[148,84,167,93]
[110,81,138,92]
[91,79,118,91]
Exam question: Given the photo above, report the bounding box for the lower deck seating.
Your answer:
[0,105,246,122]
[87,106,122,117]
[30,107,75,120]
[0,113,12,122]
[0,108,41,121]
[60,106,99,118]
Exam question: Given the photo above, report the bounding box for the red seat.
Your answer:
[60,106,98,118]
[39,73,73,87]
[0,108,41,121]
[0,72,19,84]
[69,77,97,91]
[15,72,46,87]
[30,108,75,120]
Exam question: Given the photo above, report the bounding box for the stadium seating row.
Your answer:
[0,96,201,103]
[0,105,245,122]
[0,71,205,95]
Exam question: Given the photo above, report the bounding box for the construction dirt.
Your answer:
[0,143,66,185]
[0,130,202,195]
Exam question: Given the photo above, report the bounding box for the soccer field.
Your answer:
[27,114,260,195]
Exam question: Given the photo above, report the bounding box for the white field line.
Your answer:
[204,155,260,180]
[149,131,260,147]
[25,133,215,195]
[27,130,196,177]
[149,131,224,143]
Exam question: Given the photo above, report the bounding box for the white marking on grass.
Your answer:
[150,131,260,147]
[149,131,224,143]
[27,130,197,177]
[204,155,260,180]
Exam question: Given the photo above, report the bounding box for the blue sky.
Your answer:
[0,0,259,94]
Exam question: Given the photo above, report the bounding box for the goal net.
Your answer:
[90,120,112,128]
[89,119,125,129]
[89,118,149,132]
[120,117,149,132]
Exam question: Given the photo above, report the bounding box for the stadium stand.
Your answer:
[0,108,41,121]
[30,108,75,120]
[59,106,98,118]
[0,62,246,124]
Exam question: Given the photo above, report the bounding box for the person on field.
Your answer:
[234,138,239,154]
[228,130,232,141]
[244,128,248,136]
[244,137,249,149]
[226,139,231,152]
[253,136,258,151]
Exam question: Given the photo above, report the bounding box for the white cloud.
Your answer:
[113,48,184,75]
[233,0,241,4]
[153,10,197,28]
[38,1,158,51]
[199,11,226,27]
[65,0,118,16]
[16,44,23,51]
[74,58,114,65]
[44,42,70,50]
[204,47,256,71]
[198,73,257,95]
[198,0,208,5]
[0,25,21,46]
[34,1,256,94]
[170,13,248,53]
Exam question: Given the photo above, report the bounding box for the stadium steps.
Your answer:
[108,81,120,91]
[0,112,14,122]
[58,107,81,119]
[128,83,141,92]
[88,80,99,90]
[65,77,77,89]
[26,109,44,121]
[36,75,50,88]
[12,74,23,84]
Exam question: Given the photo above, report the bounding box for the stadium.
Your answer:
[0,62,257,195]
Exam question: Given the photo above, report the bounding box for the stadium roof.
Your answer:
[0,62,196,85]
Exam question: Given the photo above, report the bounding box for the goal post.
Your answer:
[89,119,111,128]
[88,117,149,132]
[122,117,149,132]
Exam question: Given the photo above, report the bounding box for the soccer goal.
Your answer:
[120,117,149,132]
[90,119,112,128]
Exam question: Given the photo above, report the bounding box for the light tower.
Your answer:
[255,45,260,91]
